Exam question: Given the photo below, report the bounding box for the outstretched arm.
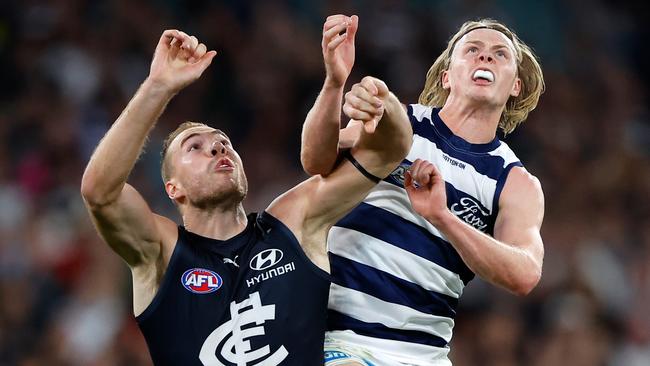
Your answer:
[301,14,366,176]
[81,30,216,267]
[270,76,412,271]
[404,160,545,296]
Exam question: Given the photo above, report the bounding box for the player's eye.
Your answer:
[468,46,478,53]
[188,143,201,152]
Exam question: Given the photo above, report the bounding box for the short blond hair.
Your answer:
[418,19,545,134]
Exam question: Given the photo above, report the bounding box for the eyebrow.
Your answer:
[465,40,512,51]
[179,130,227,149]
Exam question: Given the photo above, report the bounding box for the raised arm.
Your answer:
[404,160,545,296]
[301,14,368,176]
[80,30,216,268]
[270,76,412,271]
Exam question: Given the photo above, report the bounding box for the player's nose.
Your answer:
[478,53,494,63]
[210,141,227,157]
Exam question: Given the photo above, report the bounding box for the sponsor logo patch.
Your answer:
[181,268,223,294]
[249,249,284,271]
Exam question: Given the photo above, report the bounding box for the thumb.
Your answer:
[373,78,389,98]
[404,170,417,195]
[196,50,217,71]
[348,15,359,41]
[362,118,377,134]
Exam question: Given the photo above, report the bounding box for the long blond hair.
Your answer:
[418,19,545,134]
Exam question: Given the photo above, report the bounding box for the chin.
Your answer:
[189,182,246,209]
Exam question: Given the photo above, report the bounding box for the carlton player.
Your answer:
[303,16,545,365]
[80,29,412,365]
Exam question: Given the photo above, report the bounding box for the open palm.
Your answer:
[322,15,358,88]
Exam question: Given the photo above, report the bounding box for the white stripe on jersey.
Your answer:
[328,226,464,298]
[327,330,452,366]
[329,284,455,342]
[411,103,433,122]
[363,181,447,240]
[488,141,520,168]
[407,134,497,212]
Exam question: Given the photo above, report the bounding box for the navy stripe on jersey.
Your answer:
[327,310,448,348]
[335,203,474,284]
[330,254,458,319]
[491,161,523,215]
[407,106,508,181]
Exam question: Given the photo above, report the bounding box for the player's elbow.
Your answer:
[510,269,541,296]
[300,151,334,177]
[80,171,114,208]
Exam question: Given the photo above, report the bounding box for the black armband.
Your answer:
[343,149,383,184]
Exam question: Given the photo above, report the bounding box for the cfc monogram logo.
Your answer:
[199,292,288,366]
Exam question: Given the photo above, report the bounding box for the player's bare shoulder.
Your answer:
[500,166,544,216]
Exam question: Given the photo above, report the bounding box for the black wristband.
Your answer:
[343,149,382,184]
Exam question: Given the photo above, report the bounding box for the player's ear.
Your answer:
[165,179,185,201]
[442,70,451,90]
[510,77,521,97]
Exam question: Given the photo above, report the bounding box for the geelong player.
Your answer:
[81,29,412,365]
[303,16,545,365]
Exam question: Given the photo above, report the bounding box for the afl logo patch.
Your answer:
[249,249,283,271]
[181,268,223,294]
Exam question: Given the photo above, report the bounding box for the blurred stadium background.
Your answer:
[0,0,649,365]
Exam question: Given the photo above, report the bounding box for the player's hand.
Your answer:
[147,30,217,93]
[404,159,449,225]
[343,76,388,134]
[322,14,358,89]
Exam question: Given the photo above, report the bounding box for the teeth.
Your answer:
[473,70,494,82]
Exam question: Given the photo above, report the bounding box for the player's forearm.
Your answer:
[434,211,542,296]
[300,82,344,176]
[81,79,174,206]
[354,93,412,176]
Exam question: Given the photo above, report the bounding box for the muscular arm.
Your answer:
[81,30,216,267]
[406,162,544,295]
[300,14,366,176]
[81,80,175,265]
[270,77,412,270]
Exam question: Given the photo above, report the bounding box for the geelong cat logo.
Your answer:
[249,249,283,271]
[181,268,223,294]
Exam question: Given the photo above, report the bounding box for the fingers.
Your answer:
[162,29,212,64]
[343,80,384,128]
[323,23,348,51]
[322,14,358,52]
[189,43,207,63]
[361,76,389,98]
[346,92,383,116]
[195,50,218,72]
[323,14,351,31]
[408,159,441,187]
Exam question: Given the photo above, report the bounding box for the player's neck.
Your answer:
[438,97,502,143]
[182,203,248,241]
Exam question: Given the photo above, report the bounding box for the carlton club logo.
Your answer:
[181,268,223,294]
[199,292,288,365]
[249,249,283,271]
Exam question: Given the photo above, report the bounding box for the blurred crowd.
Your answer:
[0,0,648,365]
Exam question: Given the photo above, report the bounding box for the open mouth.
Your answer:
[214,158,234,171]
[472,69,495,83]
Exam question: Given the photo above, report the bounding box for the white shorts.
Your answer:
[324,332,452,366]
[324,335,413,366]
